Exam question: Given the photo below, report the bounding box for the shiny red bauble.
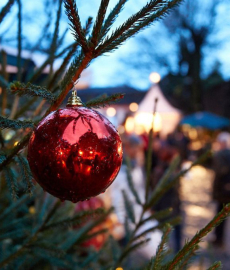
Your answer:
[27,105,122,202]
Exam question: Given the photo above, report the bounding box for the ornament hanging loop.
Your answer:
[67,81,83,107]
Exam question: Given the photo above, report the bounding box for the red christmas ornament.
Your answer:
[27,91,122,202]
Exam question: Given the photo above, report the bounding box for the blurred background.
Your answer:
[1,0,230,269]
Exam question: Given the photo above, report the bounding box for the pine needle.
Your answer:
[99,0,128,40]
[90,0,110,46]
[9,81,56,102]
[125,157,142,205]
[3,167,18,200]
[166,204,230,269]
[15,155,34,195]
[0,116,34,130]
[151,224,172,269]
[122,190,135,224]
[85,93,124,109]
[207,261,222,270]
[64,0,89,51]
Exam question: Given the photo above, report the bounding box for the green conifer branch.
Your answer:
[176,245,199,270]
[207,261,222,270]
[3,167,18,199]
[90,0,110,46]
[15,155,34,195]
[122,190,136,224]
[166,204,230,270]
[0,132,32,171]
[49,0,63,72]
[117,238,151,265]
[145,151,211,209]
[9,81,56,101]
[0,116,34,130]
[41,208,106,232]
[99,0,128,41]
[64,0,89,52]
[152,224,172,269]
[140,208,173,225]
[125,157,142,205]
[0,0,15,24]
[85,93,124,108]
[133,216,181,243]
[96,0,182,55]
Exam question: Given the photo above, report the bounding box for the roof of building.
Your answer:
[72,85,146,105]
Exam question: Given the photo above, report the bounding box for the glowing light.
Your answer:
[14,141,19,146]
[134,112,162,133]
[116,268,123,270]
[118,145,122,154]
[129,102,138,112]
[117,125,125,134]
[59,151,63,155]
[125,116,135,133]
[149,72,161,83]
[106,107,116,117]
[79,150,83,155]
[89,151,93,154]
[29,206,36,214]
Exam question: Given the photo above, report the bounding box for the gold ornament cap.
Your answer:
[67,89,83,107]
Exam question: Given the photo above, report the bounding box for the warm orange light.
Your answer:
[106,107,116,117]
[129,102,138,112]
[79,150,83,155]
[89,151,93,154]
[125,116,135,133]
[149,72,161,83]
[134,112,162,133]
[14,141,19,146]
[116,268,123,270]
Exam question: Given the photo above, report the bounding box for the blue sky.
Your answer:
[0,0,230,90]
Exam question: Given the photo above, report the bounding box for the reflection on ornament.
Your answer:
[27,105,123,203]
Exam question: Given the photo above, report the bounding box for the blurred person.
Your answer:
[212,132,230,247]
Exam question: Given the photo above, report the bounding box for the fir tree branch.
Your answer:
[96,0,183,55]
[41,208,106,232]
[0,132,32,171]
[3,167,18,199]
[177,245,199,270]
[15,155,34,195]
[152,224,172,269]
[64,0,89,52]
[207,261,222,270]
[9,81,56,101]
[0,0,15,24]
[85,16,93,36]
[133,216,181,243]
[122,190,135,224]
[85,93,124,109]
[140,208,173,226]
[0,193,30,220]
[117,238,150,264]
[99,0,128,41]
[125,157,142,205]
[90,0,110,46]
[166,204,230,270]
[145,151,211,209]
[0,116,34,130]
